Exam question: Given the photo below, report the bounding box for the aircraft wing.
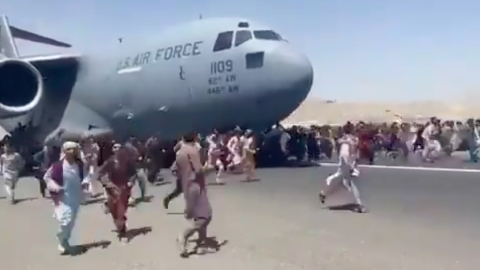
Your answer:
[45,127,113,146]
[0,124,10,140]
[21,53,81,71]
[43,100,113,146]
[22,54,115,146]
[0,15,112,144]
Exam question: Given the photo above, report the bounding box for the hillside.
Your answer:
[283,99,475,125]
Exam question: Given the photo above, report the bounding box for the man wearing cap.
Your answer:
[43,141,90,255]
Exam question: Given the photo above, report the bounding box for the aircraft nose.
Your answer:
[273,47,314,99]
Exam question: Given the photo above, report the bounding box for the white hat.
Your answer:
[60,141,80,160]
[62,141,80,151]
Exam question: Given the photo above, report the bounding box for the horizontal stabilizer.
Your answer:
[0,15,71,58]
[10,25,71,48]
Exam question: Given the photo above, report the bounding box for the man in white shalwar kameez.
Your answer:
[318,133,366,213]
[422,118,441,162]
[81,136,100,196]
[0,143,25,204]
[43,141,90,255]
[226,130,243,170]
[204,132,224,184]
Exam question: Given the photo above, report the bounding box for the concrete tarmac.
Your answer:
[322,150,480,170]
[0,166,478,270]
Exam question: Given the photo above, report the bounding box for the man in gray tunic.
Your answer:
[175,132,213,257]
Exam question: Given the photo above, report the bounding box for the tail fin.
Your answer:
[0,16,19,57]
[0,15,72,58]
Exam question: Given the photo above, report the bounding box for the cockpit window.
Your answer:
[246,52,264,69]
[235,30,252,46]
[253,30,282,41]
[213,31,234,52]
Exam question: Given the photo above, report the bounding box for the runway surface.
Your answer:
[1,166,478,270]
[322,150,480,170]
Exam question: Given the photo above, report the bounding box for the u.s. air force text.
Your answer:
[116,41,203,71]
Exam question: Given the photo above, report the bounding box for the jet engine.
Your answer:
[0,58,43,118]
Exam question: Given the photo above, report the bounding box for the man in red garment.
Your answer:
[98,143,137,242]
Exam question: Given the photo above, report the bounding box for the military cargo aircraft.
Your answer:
[0,16,313,143]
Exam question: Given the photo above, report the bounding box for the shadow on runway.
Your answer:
[152,180,171,187]
[14,197,37,204]
[83,197,105,206]
[70,240,112,256]
[240,178,261,183]
[133,195,154,206]
[327,203,366,213]
[166,212,184,215]
[124,226,153,242]
[182,237,228,258]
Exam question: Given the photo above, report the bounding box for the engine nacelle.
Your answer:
[0,58,43,118]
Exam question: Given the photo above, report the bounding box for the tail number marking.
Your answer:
[208,60,238,94]
[210,60,233,74]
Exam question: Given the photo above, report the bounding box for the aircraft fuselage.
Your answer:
[38,18,314,142]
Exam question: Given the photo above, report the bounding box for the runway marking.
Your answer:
[318,163,480,173]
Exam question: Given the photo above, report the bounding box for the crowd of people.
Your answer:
[0,127,258,257]
[0,115,479,257]
[262,116,480,165]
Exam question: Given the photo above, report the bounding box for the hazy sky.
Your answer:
[2,0,480,101]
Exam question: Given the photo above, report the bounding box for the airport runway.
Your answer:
[322,150,480,170]
[0,166,478,270]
